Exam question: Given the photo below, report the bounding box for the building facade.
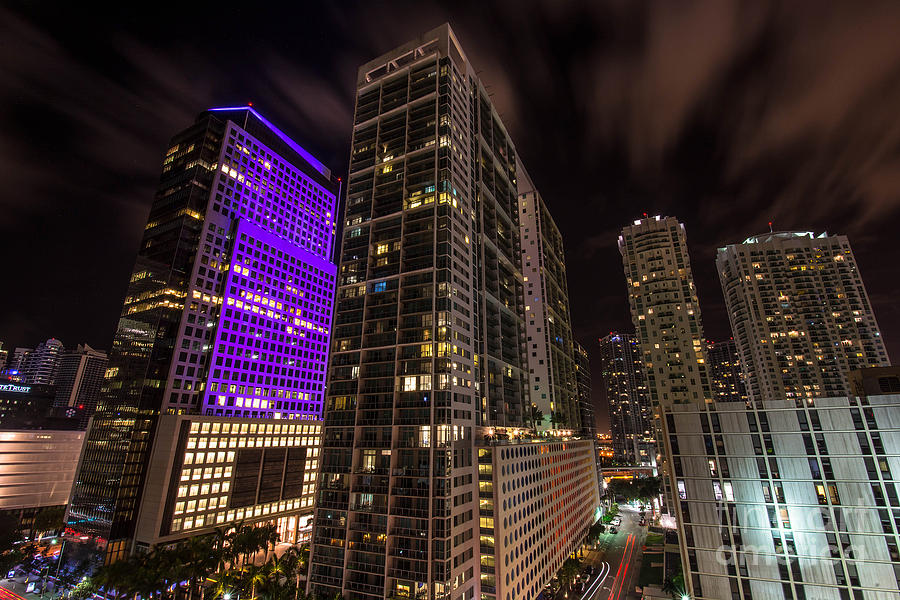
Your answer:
[599,333,653,466]
[662,378,900,599]
[478,439,600,600]
[13,338,64,386]
[717,231,889,404]
[309,24,598,600]
[619,217,712,407]
[707,340,747,403]
[574,341,595,438]
[66,107,339,561]
[54,344,108,428]
[518,167,579,432]
[0,429,85,535]
[131,415,321,550]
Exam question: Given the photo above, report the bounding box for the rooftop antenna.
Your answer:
[768,221,774,233]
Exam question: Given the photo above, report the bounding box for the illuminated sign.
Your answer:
[0,384,31,393]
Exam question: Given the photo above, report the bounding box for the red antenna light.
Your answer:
[248,101,253,106]
[642,212,648,218]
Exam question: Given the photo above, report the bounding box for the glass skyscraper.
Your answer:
[599,332,653,465]
[308,24,599,600]
[67,107,338,561]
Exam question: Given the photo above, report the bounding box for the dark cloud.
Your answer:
[2,1,900,432]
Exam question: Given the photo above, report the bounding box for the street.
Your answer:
[563,505,648,600]
[0,580,31,600]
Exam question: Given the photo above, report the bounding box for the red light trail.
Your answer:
[607,533,636,600]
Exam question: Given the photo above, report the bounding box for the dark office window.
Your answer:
[282,447,308,498]
[258,448,286,503]
[231,448,263,508]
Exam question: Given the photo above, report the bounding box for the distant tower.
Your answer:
[599,333,652,465]
[706,339,747,403]
[573,341,595,438]
[18,338,64,385]
[717,231,889,403]
[54,344,108,428]
[619,216,711,407]
[619,215,711,509]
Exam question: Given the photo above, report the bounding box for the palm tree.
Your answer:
[261,524,280,565]
[209,569,242,600]
[559,557,581,591]
[93,556,138,600]
[244,563,268,600]
[179,536,217,600]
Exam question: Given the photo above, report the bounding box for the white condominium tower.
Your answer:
[619,216,712,407]
[619,215,712,516]
[717,231,889,404]
[517,162,579,432]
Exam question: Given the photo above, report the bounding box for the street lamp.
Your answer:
[54,537,68,580]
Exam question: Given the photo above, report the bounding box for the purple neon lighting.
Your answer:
[208,106,331,178]
[197,116,337,420]
[203,220,335,420]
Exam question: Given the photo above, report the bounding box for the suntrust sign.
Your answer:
[0,384,31,393]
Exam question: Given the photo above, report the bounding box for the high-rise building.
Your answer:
[706,339,747,403]
[717,231,890,404]
[477,439,600,600]
[618,216,711,518]
[518,166,579,431]
[6,347,28,381]
[0,342,8,373]
[574,341,595,438]
[619,216,712,407]
[662,368,900,600]
[54,344,108,428]
[599,332,653,465]
[15,338,64,386]
[308,25,599,600]
[66,106,339,561]
[0,381,83,429]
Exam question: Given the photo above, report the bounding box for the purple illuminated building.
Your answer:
[196,107,338,420]
[68,107,338,560]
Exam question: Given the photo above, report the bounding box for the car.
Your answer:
[585,566,595,576]
[639,519,647,526]
[609,527,618,534]
[574,581,586,594]
[579,573,590,584]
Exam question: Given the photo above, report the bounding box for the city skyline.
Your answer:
[4,2,900,432]
[2,8,900,600]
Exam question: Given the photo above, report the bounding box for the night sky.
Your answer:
[3,1,900,431]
